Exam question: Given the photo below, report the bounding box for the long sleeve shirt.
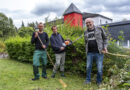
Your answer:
[31,32,49,50]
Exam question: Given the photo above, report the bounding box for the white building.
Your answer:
[83,12,112,27]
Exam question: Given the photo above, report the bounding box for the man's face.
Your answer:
[52,27,57,33]
[38,24,44,31]
[86,20,94,30]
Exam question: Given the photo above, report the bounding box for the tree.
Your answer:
[21,21,25,27]
[27,22,35,28]
[18,27,34,37]
[0,13,16,39]
[27,21,39,28]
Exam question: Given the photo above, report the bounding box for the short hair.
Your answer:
[51,25,57,30]
[38,22,44,26]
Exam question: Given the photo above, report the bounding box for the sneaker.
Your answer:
[84,81,91,84]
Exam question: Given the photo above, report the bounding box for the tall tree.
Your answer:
[0,13,16,39]
[21,21,25,27]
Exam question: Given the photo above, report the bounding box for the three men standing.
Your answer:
[84,18,108,85]
[31,22,49,80]
[31,19,108,84]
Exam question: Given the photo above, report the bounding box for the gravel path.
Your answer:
[0,53,8,59]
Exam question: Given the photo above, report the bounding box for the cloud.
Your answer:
[83,0,130,14]
[0,8,48,27]
[31,1,66,16]
[1,0,130,27]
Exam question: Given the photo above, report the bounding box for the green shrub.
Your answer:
[5,34,127,74]
[18,27,34,37]
[5,36,34,61]
[0,40,6,53]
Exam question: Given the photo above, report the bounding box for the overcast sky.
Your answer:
[0,0,130,27]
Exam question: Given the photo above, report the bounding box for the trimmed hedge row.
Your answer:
[5,35,86,70]
[5,35,127,77]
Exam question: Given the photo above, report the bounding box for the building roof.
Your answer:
[63,3,82,15]
[83,12,112,20]
[103,20,130,27]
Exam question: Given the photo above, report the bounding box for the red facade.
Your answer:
[64,13,83,27]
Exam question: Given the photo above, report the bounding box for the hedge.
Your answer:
[5,34,128,77]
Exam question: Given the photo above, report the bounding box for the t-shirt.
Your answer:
[87,29,99,53]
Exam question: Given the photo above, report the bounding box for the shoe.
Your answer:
[97,82,102,86]
[51,73,55,78]
[61,74,66,77]
[42,76,48,79]
[84,81,91,84]
[61,72,66,77]
[32,78,39,81]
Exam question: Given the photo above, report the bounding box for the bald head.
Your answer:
[85,18,94,23]
[85,18,94,30]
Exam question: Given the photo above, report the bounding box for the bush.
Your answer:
[5,36,34,61]
[5,35,127,74]
[0,40,6,53]
[18,27,34,37]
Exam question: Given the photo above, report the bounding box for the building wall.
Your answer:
[97,16,112,25]
[64,13,83,27]
[83,16,112,27]
[117,40,130,48]
[108,24,130,48]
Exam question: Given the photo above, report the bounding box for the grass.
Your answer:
[0,59,100,90]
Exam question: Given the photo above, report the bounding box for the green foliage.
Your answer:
[118,30,125,46]
[27,21,38,28]
[0,12,16,39]
[18,27,34,37]
[0,40,6,53]
[5,36,34,62]
[118,30,124,41]
[21,21,25,27]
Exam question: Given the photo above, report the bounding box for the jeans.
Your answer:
[86,52,104,83]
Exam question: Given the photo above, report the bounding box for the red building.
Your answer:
[63,3,83,27]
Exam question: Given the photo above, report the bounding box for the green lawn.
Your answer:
[0,59,103,90]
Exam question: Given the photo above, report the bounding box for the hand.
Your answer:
[60,47,65,51]
[35,32,38,38]
[102,48,108,54]
[42,45,46,49]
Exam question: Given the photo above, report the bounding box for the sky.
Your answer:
[0,0,130,28]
